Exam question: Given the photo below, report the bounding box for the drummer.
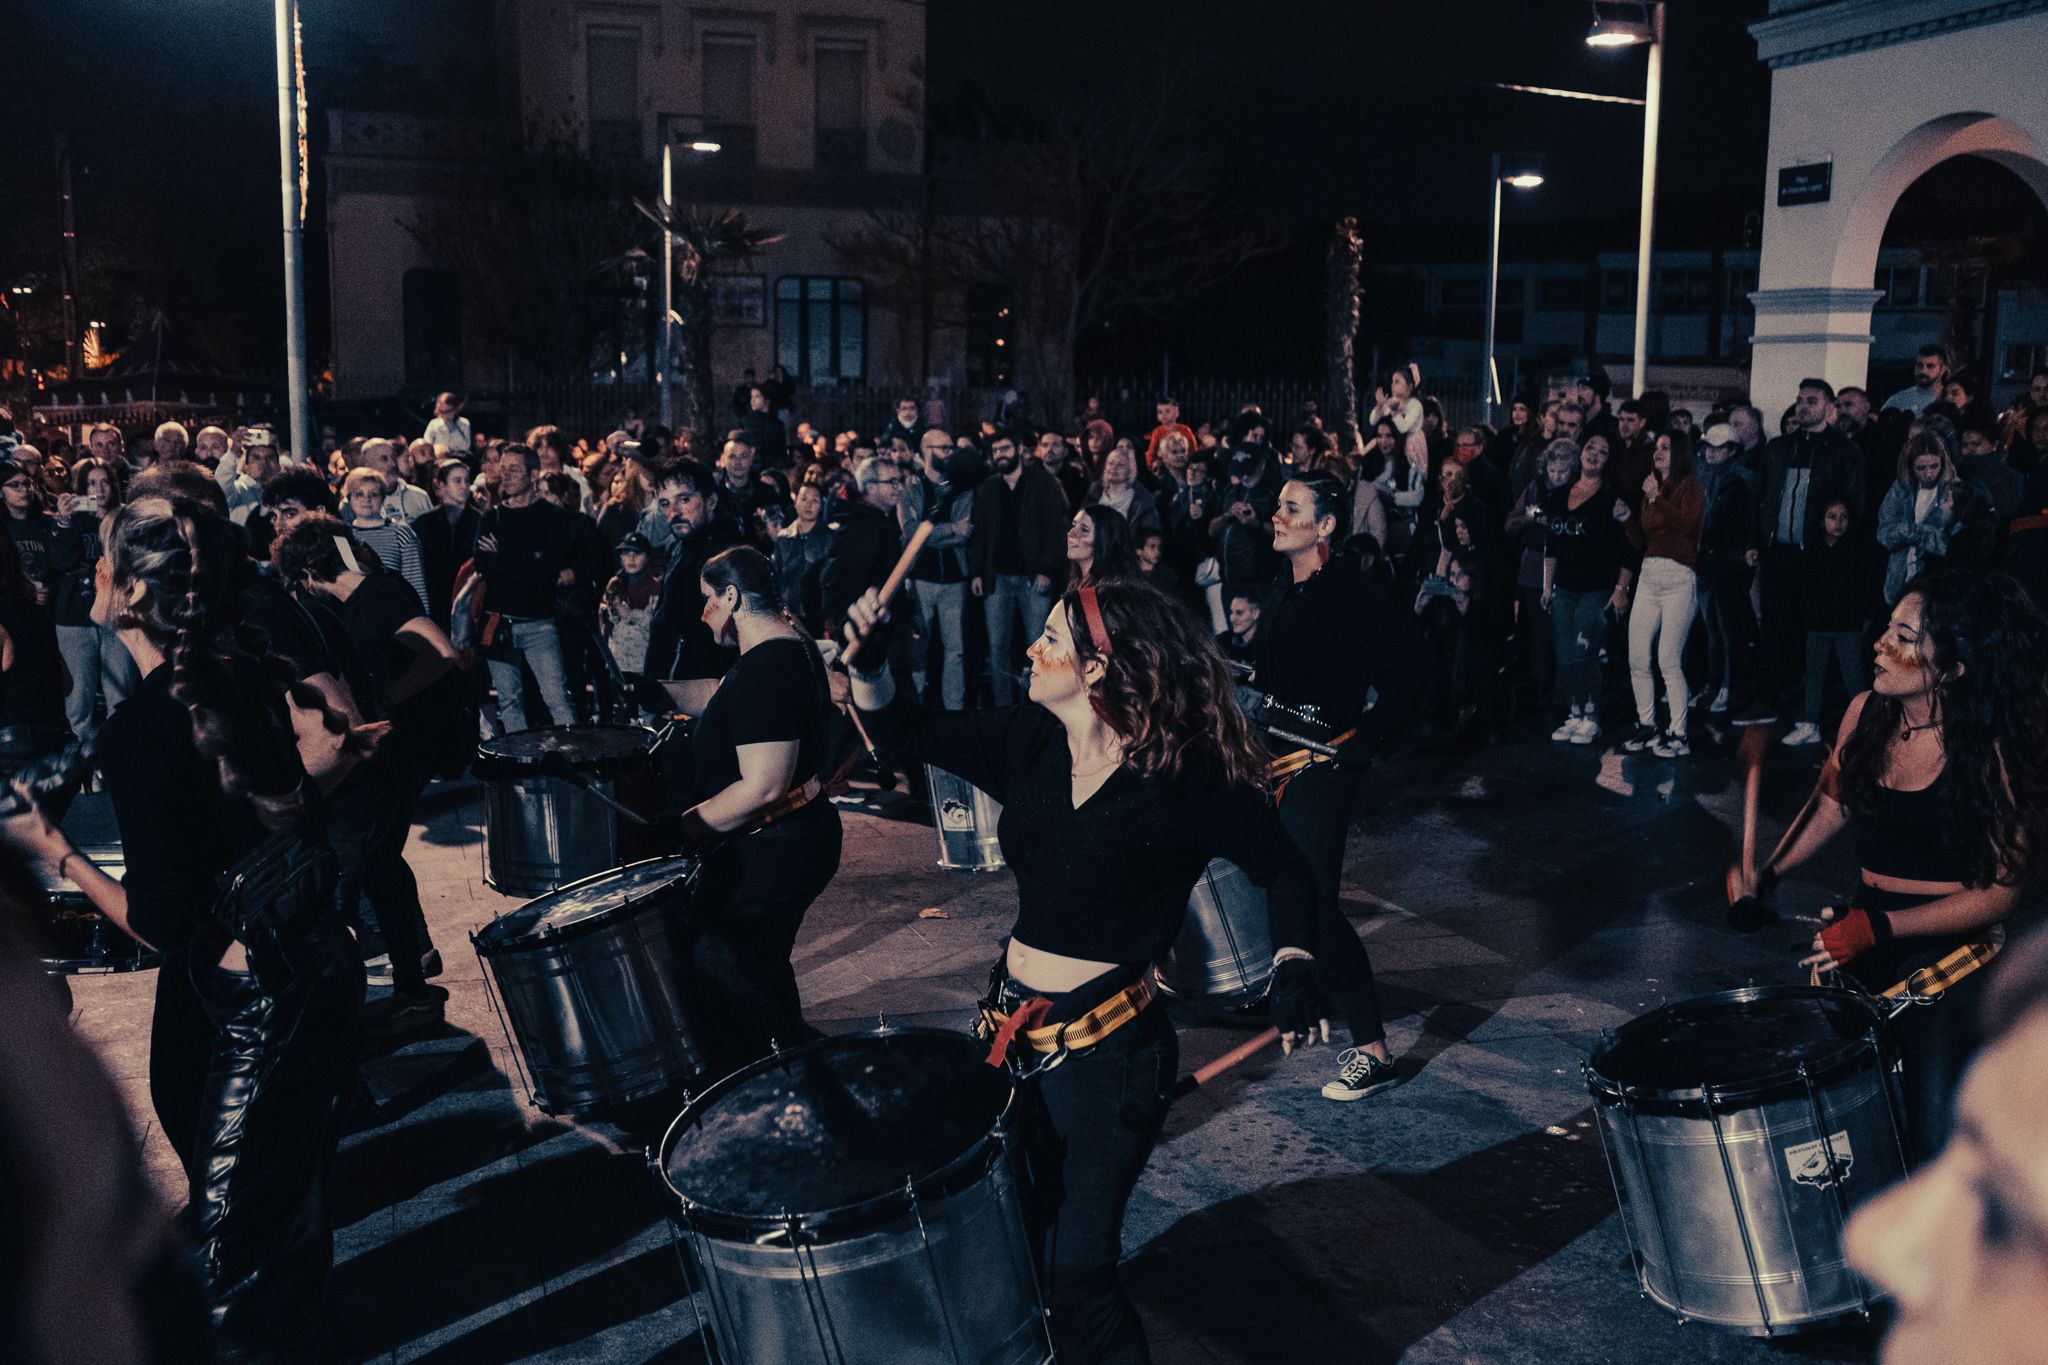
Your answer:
[844,574,1327,1365]
[1730,569,2048,1160]
[671,546,842,1076]
[1252,471,1426,1102]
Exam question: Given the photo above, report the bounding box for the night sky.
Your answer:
[2,0,1773,381]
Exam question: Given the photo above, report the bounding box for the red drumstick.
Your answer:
[1169,1027,1281,1100]
[1734,723,1769,894]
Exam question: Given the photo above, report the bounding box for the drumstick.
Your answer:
[1737,723,1769,886]
[840,520,934,666]
[1168,1027,1280,1100]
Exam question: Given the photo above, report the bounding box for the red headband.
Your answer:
[1077,584,1113,656]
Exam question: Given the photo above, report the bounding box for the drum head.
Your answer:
[475,724,657,778]
[660,1029,1011,1232]
[1589,985,1883,1102]
[476,855,696,950]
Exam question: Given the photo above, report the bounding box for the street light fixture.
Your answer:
[1484,154,1544,426]
[1588,0,1663,399]
[658,121,723,432]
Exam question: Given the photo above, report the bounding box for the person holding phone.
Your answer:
[51,458,137,737]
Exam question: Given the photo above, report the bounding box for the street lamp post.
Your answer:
[1588,1,1664,400]
[271,0,313,464]
[658,127,722,434]
[1484,154,1545,427]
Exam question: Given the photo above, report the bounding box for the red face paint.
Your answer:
[1875,639,1924,674]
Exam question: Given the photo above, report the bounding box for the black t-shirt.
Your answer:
[238,568,335,683]
[690,637,834,805]
[1542,482,1632,593]
[993,488,1027,574]
[97,664,266,951]
[339,573,428,729]
[0,594,68,730]
[1254,557,1426,748]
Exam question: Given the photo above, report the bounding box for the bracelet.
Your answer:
[1272,947,1313,968]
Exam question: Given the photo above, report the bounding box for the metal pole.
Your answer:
[55,133,84,443]
[1629,2,1663,399]
[660,137,675,433]
[272,0,313,462]
[1484,153,1502,428]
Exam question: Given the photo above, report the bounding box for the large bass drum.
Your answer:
[1583,985,1909,1336]
[475,724,659,895]
[1158,859,1272,1000]
[657,1027,1051,1364]
[925,764,1004,872]
[35,844,157,975]
[473,856,702,1117]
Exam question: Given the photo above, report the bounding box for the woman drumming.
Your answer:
[1,495,368,1360]
[672,545,842,1076]
[844,575,1327,1365]
[1730,569,2048,1160]
[1254,472,1426,1101]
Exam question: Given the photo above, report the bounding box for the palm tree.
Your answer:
[633,199,782,453]
[1326,217,1364,452]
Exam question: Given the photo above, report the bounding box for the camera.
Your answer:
[73,495,101,516]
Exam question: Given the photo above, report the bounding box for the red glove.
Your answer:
[1819,908,1890,965]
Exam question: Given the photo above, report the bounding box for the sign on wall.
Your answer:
[1777,161,1832,207]
[710,275,767,327]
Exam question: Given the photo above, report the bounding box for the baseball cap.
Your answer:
[618,532,653,554]
[1701,423,1736,447]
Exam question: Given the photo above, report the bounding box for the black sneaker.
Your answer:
[1321,1048,1400,1102]
[364,986,448,1039]
[1620,723,1659,752]
[420,948,444,980]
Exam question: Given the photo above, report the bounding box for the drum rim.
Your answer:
[1584,983,1889,1107]
[472,854,696,952]
[655,1025,1016,1237]
[473,722,660,778]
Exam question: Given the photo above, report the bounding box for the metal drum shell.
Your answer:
[1584,986,1908,1337]
[656,1028,1050,1365]
[925,764,1004,872]
[1161,859,1273,1000]
[476,724,659,896]
[473,858,701,1116]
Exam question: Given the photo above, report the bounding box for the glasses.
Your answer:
[2,480,32,492]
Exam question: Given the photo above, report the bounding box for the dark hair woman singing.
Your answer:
[1253,471,1426,1102]
[0,495,367,1358]
[845,574,1328,1365]
[674,544,843,1075]
[1731,568,2048,1159]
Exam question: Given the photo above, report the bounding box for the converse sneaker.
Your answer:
[1781,722,1823,747]
[361,953,394,987]
[1620,722,1659,752]
[1652,730,1691,758]
[1569,715,1601,745]
[1551,711,1585,743]
[1322,1048,1401,1102]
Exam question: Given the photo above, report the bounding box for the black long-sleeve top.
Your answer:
[474,501,570,619]
[858,694,1317,964]
[1542,481,1634,593]
[96,664,266,951]
[1253,557,1427,754]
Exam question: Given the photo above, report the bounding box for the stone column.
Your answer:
[1746,286,1881,422]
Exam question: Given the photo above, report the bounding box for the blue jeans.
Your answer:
[909,579,968,710]
[985,574,1053,705]
[57,622,138,736]
[485,616,574,733]
[1549,587,1608,713]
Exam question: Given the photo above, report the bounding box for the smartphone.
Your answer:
[73,495,101,516]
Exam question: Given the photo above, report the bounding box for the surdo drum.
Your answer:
[657,1027,1051,1364]
[35,844,157,975]
[1159,859,1273,1000]
[475,724,659,896]
[1583,985,1909,1336]
[925,765,1004,872]
[473,856,702,1117]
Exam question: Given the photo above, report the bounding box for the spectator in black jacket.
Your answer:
[414,458,479,628]
[542,470,616,721]
[820,457,906,635]
[739,387,788,469]
[1750,378,1866,717]
[904,430,976,709]
[473,443,575,732]
[1784,498,1869,747]
[50,458,138,736]
[0,459,58,612]
[644,461,744,684]
[1695,423,1757,714]
[969,430,1070,704]
[715,435,791,536]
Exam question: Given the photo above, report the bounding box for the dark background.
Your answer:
[1,0,1774,384]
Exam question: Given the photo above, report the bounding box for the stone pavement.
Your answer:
[59,717,1890,1364]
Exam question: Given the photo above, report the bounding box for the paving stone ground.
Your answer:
[59,713,1890,1363]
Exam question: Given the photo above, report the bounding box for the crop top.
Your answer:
[1852,767,1974,884]
[857,694,1317,964]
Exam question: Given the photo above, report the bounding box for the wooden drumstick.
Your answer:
[1168,1027,1281,1100]
[1736,723,1769,889]
[840,520,935,665]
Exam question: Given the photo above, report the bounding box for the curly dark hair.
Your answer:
[1061,575,1269,790]
[1836,568,2048,888]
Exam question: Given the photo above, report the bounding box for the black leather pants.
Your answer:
[189,923,362,1363]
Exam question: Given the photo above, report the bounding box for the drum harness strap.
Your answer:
[1876,926,2005,1011]
[977,975,1158,1078]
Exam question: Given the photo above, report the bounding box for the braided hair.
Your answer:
[104,496,367,826]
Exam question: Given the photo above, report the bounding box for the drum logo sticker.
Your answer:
[1784,1131,1854,1188]
[939,798,974,832]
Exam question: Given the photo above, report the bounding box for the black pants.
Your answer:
[1758,543,1806,705]
[326,762,432,995]
[1703,564,1756,700]
[997,972,1176,1365]
[680,807,842,1077]
[188,927,362,1363]
[1277,761,1385,1046]
[150,948,214,1176]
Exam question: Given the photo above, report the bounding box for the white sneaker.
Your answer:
[1551,713,1583,742]
[1781,722,1822,747]
[1569,716,1601,745]
[1709,687,1730,714]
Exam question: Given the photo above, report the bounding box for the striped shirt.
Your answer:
[347,516,429,611]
